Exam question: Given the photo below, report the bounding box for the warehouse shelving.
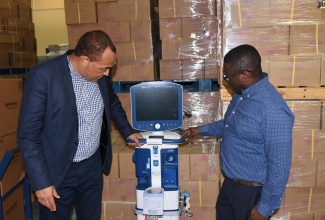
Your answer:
[220,86,325,102]
[0,68,29,75]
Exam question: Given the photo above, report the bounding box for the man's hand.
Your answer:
[181,127,200,141]
[249,206,268,220]
[36,185,60,211]
[126,133,144,146]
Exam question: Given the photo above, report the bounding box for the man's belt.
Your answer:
[229,178,263,187]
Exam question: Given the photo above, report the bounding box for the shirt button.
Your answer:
[240,97,243,100]
[232,111,235,114]
[226,124,228,127]
[247,94,250,98]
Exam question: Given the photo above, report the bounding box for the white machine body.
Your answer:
[133,131,181,220]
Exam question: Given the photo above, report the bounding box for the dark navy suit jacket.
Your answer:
[17,51,134,191]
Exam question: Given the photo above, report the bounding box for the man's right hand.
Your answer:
[36,185,60,211]
[181,127,200,141]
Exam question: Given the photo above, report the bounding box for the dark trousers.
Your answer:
[216,177,263,220]
[39,149,103,220]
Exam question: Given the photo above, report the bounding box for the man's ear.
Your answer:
[81,56,90,66]
[242,70,250,81]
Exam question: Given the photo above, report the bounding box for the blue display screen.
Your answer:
[130,82,183,131]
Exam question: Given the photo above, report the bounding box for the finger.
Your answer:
[48,198,57,211]
[52,189,60,199]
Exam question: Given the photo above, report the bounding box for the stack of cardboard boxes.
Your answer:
[0,0,37,69]
[65,0,160,82]
[0,78,27,220]
[158,0,220,80]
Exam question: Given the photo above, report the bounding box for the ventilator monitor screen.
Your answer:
[130,81,183,131]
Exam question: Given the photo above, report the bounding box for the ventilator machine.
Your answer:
[128,81,193,220]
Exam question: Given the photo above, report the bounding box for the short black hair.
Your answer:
[74,30,116,62]
[224,44,261,72]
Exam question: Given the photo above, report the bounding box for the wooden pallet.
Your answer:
[220,87,325,102]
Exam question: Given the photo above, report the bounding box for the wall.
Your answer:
[32,0,68,56]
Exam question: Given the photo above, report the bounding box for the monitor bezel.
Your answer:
[130,81,183,132]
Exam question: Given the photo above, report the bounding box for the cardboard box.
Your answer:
[130,21,153,41]
[101,202,136,220]
[132,61,155,81]
[316,160,325,187]
[112,63,133,81]
[0,33,21,52]
[269,56,321,87]
[64,1,97,24]
[284,187,312,213]
[102,175,110,201]
[159,18,181,41]
[97,2,118,23]
[98,22,131,43]
[159,59,182,80]
[179,146,190,181]
[321,56,325,86]
[118,147,136,179]
[0,49,10,68]
[0,133,17,162]
[190,205,216,220]
[118,0,151,22]
[179,38,209,60]
[255,26,289,56]
[115,42,136,63]
[286,101,322,130]
[223,0,270,29]
[133,41,154,61]
[286,159,317,187]
[204,58,219,79]
[314,213,325,220]
[313,130,325,160]
[161,39,182,60]
[0,79,23,138]
[174,0,215,18]
[16,4,32,21]
[223,28,256,56]
[0,150,25,196]
[158,0,215,18]
[180,180,219,206]
[189,147,219,181]
[181,17,205,40]
[108,148,120,179]
[310,187,325,214]
[10,51,37,68]
[6,18,35,38]
[290,24,325,55]
[292,129,313,160]
[270,0,292,25]
[2,184,25,220]
[108,178,136,202]
[67,24,88,49]
[182,59,205,80]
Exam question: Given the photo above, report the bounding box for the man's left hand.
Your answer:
[249,206,268,220]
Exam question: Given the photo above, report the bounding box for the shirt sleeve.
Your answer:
[199,119,225,137]
[257,106,294,216]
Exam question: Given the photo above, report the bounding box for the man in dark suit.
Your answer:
[17,30,143,220]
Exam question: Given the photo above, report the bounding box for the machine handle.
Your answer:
[126,138,186,144]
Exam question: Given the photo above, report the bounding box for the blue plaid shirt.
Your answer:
[67,57,104,162]
[199,73,294,216]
